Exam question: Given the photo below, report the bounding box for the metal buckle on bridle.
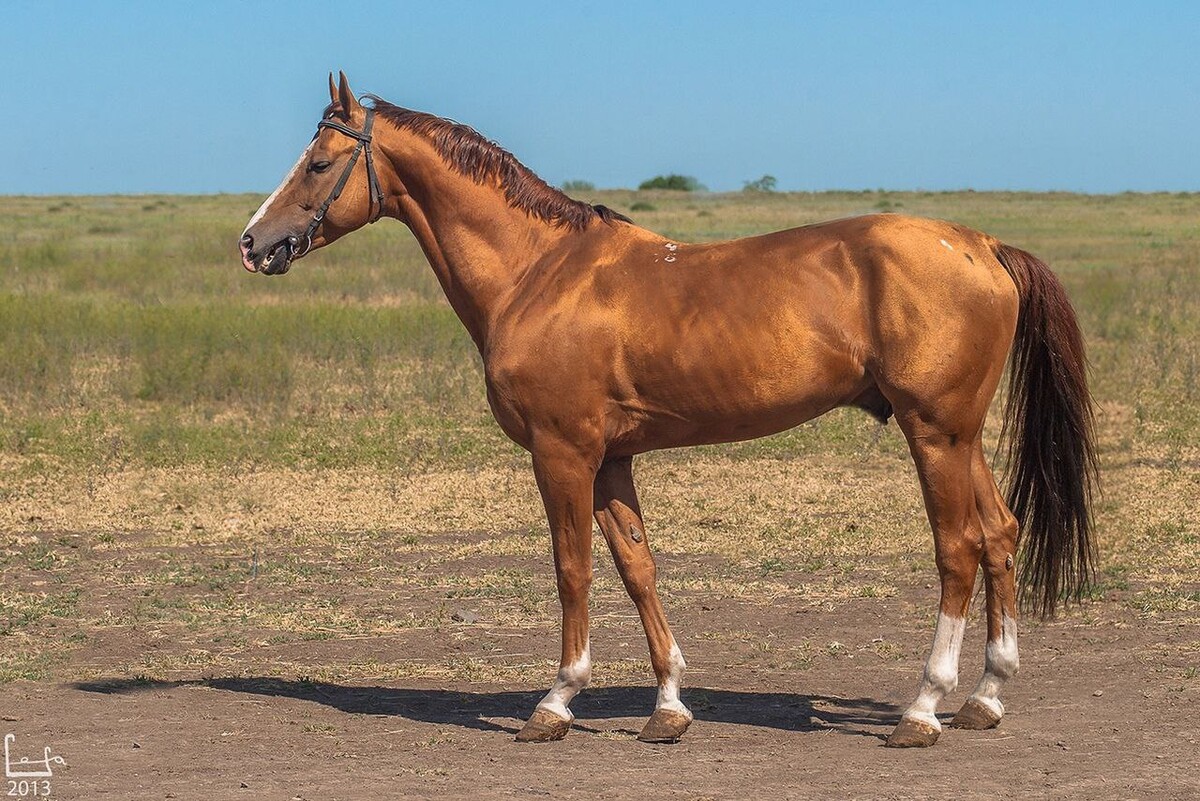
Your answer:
[291,108,386,258]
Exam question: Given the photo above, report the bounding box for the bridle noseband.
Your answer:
[290,108,386,258]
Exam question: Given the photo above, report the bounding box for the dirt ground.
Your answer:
[3,541,1197,801]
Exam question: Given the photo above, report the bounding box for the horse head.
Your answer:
[239,72,385,275]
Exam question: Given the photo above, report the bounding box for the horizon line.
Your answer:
[3,187,1198,199]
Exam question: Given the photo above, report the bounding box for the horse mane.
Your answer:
[356,97,630,232]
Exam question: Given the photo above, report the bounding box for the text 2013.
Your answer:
[7,780,52,797]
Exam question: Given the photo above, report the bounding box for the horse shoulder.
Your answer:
[482,295,617,450]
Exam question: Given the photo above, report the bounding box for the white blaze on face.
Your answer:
[242,141,316,238]
[902,613,966,730]
[535,639,591,721]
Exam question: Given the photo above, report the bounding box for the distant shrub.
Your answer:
[638,174,704,191]
[561,179,595,192]
[743,175,777,193]
[630,201,656,211]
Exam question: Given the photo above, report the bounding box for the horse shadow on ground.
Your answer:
[72,677,901,740]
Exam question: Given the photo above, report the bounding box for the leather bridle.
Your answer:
[290,108,386,258]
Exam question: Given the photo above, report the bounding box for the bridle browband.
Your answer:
[290,108,386,258]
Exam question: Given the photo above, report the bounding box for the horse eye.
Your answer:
[310,160,332,174]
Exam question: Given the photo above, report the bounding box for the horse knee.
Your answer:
[555,564,592,599]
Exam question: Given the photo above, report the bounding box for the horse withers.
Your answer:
[239,73,1097,747]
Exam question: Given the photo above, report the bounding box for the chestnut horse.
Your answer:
[239,74,1096,747]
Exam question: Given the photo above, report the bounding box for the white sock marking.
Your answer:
[243,141,315,237]
[969,614,1019,717]
[656,640,691,718]
[902,613,965,730]
[535,640,591,721]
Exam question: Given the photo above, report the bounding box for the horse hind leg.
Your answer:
[951,444,1019,730]
[593,457,692,743]
[887,419,983,748]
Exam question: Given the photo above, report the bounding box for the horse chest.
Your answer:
[482,335,613,449]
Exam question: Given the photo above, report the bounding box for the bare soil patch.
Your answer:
[3,532,1197,799]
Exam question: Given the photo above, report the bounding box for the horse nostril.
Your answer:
[239,234,254,251]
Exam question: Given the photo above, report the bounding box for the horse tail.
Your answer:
[994,243,1099,618]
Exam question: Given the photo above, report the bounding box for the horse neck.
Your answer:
[375,130,572,349]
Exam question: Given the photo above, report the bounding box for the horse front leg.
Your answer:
[594,456,692,743]
[515,438,599,743]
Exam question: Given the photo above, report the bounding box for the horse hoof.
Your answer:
[950,697,1002,730]
[515,709,572,743]
[885,717,940,748]
[637,708,693,743]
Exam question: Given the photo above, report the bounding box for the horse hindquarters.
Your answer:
[883,239,1095,747]
[871,237,1017,747]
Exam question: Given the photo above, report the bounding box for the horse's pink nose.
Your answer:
[239,234,258,272]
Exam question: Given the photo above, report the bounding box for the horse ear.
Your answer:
[328,72,338,107]
[337,71,362,116]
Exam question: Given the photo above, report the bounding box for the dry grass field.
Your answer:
[1,190,1197,799]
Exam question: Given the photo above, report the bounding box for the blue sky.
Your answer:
[4,1,1198,194]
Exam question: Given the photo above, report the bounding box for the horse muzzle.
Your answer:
[239,234,299,275]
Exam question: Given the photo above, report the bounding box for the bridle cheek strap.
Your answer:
[293,109,386,257]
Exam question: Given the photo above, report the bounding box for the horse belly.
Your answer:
[611,330,868,453]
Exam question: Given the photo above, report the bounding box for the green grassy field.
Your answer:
[1,190,1196,472]
[1,190,1198,686]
